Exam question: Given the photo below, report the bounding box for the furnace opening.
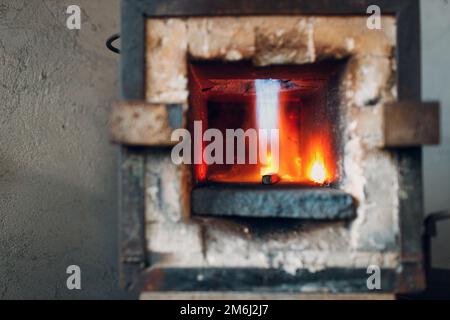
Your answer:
[188,60,345,187]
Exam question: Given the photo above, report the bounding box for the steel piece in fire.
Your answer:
[262,174,281,185]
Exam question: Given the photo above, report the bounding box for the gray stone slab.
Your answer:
[191,185,356,220]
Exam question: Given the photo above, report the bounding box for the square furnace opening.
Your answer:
[188,60,345,187]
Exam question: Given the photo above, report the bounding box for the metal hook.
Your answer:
[106,33,120,54]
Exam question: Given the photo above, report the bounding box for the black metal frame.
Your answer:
[119,0,423,293]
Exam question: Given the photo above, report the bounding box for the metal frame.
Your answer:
[119,0,423,293]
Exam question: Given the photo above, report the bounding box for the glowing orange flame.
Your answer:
[261,152,277,176]
[193,76,338,185]
[308,157,327,184]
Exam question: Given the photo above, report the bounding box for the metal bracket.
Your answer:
[110,101,185,146]
[382,101,440,147]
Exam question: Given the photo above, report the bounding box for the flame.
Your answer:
[308,156,327,184]
[261,152,277,176]
[195,78,338,185]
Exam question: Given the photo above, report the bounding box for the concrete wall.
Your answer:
[0,0,449,299]
[0,0,134,299]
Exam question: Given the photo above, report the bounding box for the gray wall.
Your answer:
[421,0,450,269]
[0,0,449,299]
[0,0,134,299]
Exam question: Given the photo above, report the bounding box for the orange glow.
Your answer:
[308,154,327,184]
[251,84,337,185]
[196,163,207,182]
[261,152,277,176]
[190,72,339,186]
